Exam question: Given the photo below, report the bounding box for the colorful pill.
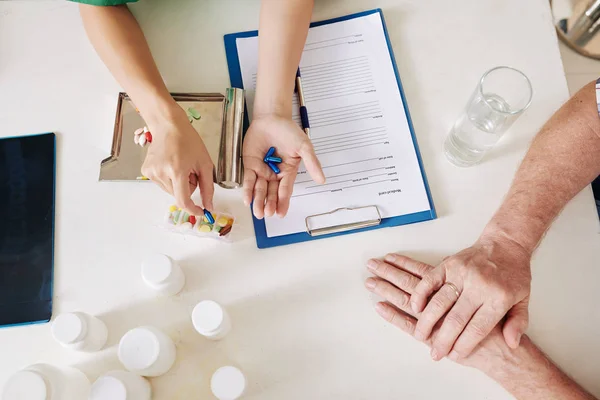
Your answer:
[169,205,178,212]
[219,225,232,237]
[180,222,193,230]
[199,224,212,233]
[204,209,215,224]
[216,216,229,227]
[266,147,276,158]
[189,215,196,225]
[264,156,282,163]
[267,162,280,174]
[181,213,190,223]
[136,176,149,180]
[139,134,147,146]
[145,131,152,143]
[172,210,181,223]
[187,107,201,120]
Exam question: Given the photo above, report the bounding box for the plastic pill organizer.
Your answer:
[164,206,236,241]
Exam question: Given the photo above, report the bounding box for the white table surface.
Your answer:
[1,0,599,399]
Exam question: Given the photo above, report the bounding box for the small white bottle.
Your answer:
[2,364,90,400]
[118,326,176,377]
[89,370,151,400]
[192,300,231,340]
[141,254,185,296]
[51,312,108,352]
[211,366,246,400]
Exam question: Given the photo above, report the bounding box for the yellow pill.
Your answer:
[216,216,229,227]
[227,218,235,225]
[199,225,212,233]
[169,205,178,212]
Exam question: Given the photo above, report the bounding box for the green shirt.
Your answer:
[69,0,137,5]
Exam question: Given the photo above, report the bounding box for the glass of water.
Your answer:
[444,66,533,167]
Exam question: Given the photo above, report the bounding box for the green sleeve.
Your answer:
[68,0,138,5]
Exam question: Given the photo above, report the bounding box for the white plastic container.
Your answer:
[89,370,151,400]
[51,312,108,352]
[211,366,246,400]
[118,326,176,377]
[141,254,185,296]
[2,364,90,400]
[163,207,237,242]
[191,300,231,340]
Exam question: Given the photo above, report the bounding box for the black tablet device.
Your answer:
[0,133,56,327]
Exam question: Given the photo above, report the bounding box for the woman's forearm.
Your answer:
[79,4,180,126]
[253,0,314,118]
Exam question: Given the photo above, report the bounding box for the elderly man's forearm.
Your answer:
[482,81,600,253]
[485,336,597,400]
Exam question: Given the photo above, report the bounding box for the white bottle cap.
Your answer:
[192,301,225,335]
[141,254,174,288]
[211,366,246,400]
[2,370,49,400]
[51,312,87,345]
[89,376,127,400]
[118,328,160,372]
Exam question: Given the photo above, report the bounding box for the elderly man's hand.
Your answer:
[365,254,521,372]
[403,233,532,361]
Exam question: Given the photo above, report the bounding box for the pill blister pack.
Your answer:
[163,206,236,241]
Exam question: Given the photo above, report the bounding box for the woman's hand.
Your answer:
[141,105,214,216]
[242,114,325,219]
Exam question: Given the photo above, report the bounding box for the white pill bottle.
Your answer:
[2,364,90,400]
[211,366,246,400]
[141,254,185,296]
[89,370,151,400]
[118,326,176,377]
[192,300,231,340]
[51,312,108,352]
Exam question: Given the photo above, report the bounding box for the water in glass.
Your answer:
[444,93,511,166]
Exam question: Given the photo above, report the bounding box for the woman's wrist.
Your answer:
[138,95,186,137]
[253,90,292,120]
[133,90,179,126]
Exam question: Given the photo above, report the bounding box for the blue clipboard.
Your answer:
[224,8,436,249]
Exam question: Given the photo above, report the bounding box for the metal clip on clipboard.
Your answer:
[304,205,382,237]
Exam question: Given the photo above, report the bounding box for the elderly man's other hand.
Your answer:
[367,242,531,360]
[365,254,524,371]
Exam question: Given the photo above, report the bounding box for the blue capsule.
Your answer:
[203,209,215,224]
[267,162,280,174]
[264,156,282,163]
[265,147,276,158]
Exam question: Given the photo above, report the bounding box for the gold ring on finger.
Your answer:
[444,282,461,299]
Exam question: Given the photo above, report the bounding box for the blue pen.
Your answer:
[295,68,311,139]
